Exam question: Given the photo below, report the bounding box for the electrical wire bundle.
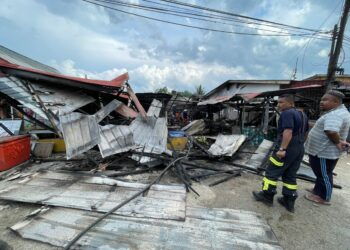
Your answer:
[81,0,334,39]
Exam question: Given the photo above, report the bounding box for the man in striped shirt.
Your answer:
[305,90,350,205]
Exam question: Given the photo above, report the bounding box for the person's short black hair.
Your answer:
[279,94,295,103]
[327,90,345,103]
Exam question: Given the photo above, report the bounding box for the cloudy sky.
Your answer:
[0,0,349,93]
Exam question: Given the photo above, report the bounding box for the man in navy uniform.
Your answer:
[253,94,308,213]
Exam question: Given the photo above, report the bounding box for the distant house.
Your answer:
[199,79,290,105]
[303,74,350,84]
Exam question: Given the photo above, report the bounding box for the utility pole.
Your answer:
[291,57,298,80]
[326,25,337,84]
[326,0,350,90]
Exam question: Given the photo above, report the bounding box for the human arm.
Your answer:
[276,129,293,158]
[325,130,349,151]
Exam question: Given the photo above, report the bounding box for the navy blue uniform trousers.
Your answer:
[308,154,338,201]
[265,136,304,197]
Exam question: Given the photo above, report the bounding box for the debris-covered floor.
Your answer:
[1,48,350,249]
[1,155,349,250]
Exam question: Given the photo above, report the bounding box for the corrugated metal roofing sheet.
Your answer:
[11,206,281,249]
[59,100,122,159]
[0,45,59,74]
[0,59,129,90]
[208,134,246,156]
[0,171,186,220]
[130,99,168,163]
[0,119,22,137]
[32,83,95,116]
[60,112,100,159]
[0,76,48,119]
[98,125,135,158]
[204,80,291,99]
[0,76,96,121]
[239,84,323,101]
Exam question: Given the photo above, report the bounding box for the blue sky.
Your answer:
[0,0,348,93]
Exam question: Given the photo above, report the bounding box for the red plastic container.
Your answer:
[0,135,30,171]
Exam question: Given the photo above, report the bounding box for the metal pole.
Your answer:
[326,0,350,90]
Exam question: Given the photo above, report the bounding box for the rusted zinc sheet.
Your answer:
[59,112,100,159]
[60,99,167,160]
[241,139,317,180]
[0,76,48,119]
[59,100,122,159]
[32,83,95,116]
[181,119,206,136]
[144,98,162,118]
[0,171,186,220]
[130,99,168,163]
[11,206,281,249]
[208,134,246,156]
[0,76,96,120]
[98,125,135,158]
[244,139,274,170]
[0,119,22,137]
[0,59,129,91]
[0,45,60,74]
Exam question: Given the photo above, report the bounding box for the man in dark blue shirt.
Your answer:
[253,94,308,213]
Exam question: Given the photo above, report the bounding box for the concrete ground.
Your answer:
[0,156,350,250]
[187,155,350,250]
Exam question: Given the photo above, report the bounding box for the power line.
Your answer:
[292,0,343,78]
[83,0,332,38]
[144,0,329,34]
[95,0,332,37]
[157,0,325,33]
[95,0,320,36]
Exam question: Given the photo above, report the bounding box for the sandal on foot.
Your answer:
[304,194,331,205]
[305,188,315,194]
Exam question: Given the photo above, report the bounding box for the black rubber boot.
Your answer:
[252,191,274,206]
[278,196,296,213]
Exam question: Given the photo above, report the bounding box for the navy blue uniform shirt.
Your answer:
[278,108,308,136]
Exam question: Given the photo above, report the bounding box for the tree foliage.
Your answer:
[155,87,171,94]
[195,84,205,96]
[155,85,205,98]
[177,90,193,97]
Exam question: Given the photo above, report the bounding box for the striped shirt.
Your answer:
[305,104,350,159]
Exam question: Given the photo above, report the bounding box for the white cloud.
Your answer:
[318,49,329,58]
[0,0,148,68]
[252,44,274,56]
[0,0,343,89]
[281,63,294,79]
[281,36,309,48]
[51,59,128,80]
[54,59,253,93]
[261,0,311,27]
[198,46,207,52]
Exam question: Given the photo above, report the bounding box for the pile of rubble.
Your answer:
[0,46,333,249]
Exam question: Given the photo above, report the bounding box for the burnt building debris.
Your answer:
[0,45,348,250]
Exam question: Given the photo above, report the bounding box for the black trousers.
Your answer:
[308,154,338,201]
[264,138,304,197]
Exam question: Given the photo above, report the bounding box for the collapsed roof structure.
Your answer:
[0,45,171,160]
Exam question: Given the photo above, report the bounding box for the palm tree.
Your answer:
[195,85,205,97]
